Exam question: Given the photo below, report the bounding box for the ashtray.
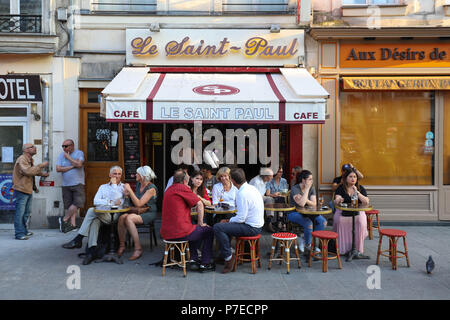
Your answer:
[340,203,348,208]
[321,206,329,210]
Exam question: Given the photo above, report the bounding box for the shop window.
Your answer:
[340,91,434,185]
[444,92,450,185]
[87,112,119,162]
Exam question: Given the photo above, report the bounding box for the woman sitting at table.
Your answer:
[212,166,238,208]
[189,170,212,207]
[117,166,158,261]
[287,170,327,252]
[333,168,370,256]
[265,167,289,203]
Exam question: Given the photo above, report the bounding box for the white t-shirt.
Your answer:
[230,182,264,228]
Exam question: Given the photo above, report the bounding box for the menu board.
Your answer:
[122,123,140,181]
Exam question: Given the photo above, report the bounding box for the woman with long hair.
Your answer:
[118,166,158,261]
[189,170,212,207]
[333,168,370,256]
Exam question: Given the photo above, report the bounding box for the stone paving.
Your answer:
[1,223,449,300]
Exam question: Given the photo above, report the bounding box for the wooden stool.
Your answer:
[376,229,410,270]
[366,209,381,240]
[268,232,301,274]
[309,231,342,273]
[233,235,261,274]
[162,240,190,277]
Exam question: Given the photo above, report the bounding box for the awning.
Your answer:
[102,67,329,124]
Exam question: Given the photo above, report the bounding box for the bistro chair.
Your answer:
[376,228,410,270]
[162,240,190,277]
[268,232,301,274]
[126,221,158,250]
[366,209,381,240]
[233,235,261,274]
[309,230,342,273]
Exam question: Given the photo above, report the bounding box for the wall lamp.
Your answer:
[30,103,41,121]
[149,23,160,32]
[270,24,280,33]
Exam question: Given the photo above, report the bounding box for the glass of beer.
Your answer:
[318,195,324,208]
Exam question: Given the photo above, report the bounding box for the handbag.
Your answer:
[128,206,149,215]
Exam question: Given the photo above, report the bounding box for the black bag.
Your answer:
[79,223,118,259]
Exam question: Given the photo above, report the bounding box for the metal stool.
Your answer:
[309,231,342,273]
[376,229,410,270]
[162,240,190,277]
[366,209,381,240]
[233,235,261,274]
[268,232,301,274]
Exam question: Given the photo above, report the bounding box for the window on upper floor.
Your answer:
[222,0,292,14]
[91,0,157,12]
[0,0,41,33]
[343,0,401,5]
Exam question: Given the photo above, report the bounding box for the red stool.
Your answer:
[233,235,261,274]
[366,209,381,240]
[268,232,301,274]
[376,229,410,270]
[309,231,342,273]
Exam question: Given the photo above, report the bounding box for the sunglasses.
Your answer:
[62,144,73,148]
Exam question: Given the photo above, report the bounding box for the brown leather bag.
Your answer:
[128,206,149,215]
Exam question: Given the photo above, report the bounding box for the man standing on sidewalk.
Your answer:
[12,143,49,240]
[56,139,85,233]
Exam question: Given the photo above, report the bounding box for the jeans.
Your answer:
[14,190,33,239]
[287,212,327,246]
[169,225,214,265]
[213,222,262,260]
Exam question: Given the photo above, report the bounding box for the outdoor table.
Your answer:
[336,204,373,262]
[296,206,332,215]
[94,205,130,264]
[265,203,296,230]
[205,205,237,225]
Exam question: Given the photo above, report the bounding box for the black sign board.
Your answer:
[0,75,42,102]
[122,123,141,181]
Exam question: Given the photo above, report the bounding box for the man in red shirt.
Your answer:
[161,169,215,272]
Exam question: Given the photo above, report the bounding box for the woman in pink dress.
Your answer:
[333,169,370,256]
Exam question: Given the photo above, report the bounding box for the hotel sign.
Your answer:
[343,77,450,90]
[0,75,42,102]
[126,29,304,66]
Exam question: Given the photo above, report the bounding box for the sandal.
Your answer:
[129,248,143,261]
[117,242,126,257]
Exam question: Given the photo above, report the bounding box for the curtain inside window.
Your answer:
[444,92,450,185]
[340,91,434,185]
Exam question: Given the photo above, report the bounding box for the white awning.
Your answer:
[102,67,329,124]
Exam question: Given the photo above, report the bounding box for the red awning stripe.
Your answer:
[266,73,286,122]
[146,73,166,121]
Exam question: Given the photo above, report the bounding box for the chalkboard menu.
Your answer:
[122,123,140,181]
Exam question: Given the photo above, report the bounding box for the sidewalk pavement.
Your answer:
[1,222,449,300]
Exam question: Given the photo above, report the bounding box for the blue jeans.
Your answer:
[14,190,33,239]
[287,212,326,246]
[213,222,262,260]
[169,225,214,265]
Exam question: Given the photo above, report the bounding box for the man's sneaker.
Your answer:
[298,238,305,253]
[16,236,29,240]
[62,220,76,233]
[314,247,321,253]
[199,263,216,273]
[26,232,33,236]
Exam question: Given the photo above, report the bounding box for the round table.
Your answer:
[264,203,296,232]
[204,206,237,225]
[296,206,332,215]
[94,205,130,264]
[336,204,373,262]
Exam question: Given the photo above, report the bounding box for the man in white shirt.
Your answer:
[62,166,126,265]
[249,167,275,232]
[213,168,264,274]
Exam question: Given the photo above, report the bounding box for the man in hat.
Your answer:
[249,167,275,232]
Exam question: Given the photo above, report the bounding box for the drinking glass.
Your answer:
[318,195,324,208]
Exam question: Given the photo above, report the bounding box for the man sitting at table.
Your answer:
[213,168,264,274]
[61,166,126,265]
[160,169,215,272]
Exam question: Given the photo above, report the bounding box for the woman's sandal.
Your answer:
[117,243,126,258]
[129,248,143,261]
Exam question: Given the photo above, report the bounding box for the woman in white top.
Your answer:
[212,166,238,207]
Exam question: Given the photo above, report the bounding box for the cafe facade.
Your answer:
[310,28,450,221]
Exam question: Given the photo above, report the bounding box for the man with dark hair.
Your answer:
[213,168,264,274]
[160,169,215,272]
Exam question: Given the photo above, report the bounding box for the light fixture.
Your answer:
[308,66,317,78]
[149,23,160,32]
[30,103,41,121]
[270,24,280,33]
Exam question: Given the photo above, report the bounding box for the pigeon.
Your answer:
[426,255,435,274]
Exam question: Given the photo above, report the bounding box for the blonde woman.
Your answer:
[118,166,158,261]
[211,166,238,207]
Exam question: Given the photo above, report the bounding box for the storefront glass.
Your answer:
[340,91,434,185]
[444,92,450,185]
